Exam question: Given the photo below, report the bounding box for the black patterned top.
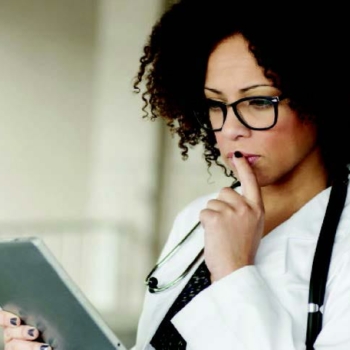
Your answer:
[150,261,211,349]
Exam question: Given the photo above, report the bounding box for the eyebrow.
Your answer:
[204,84,273,96]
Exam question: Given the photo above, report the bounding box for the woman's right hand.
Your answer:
[0,310,51,350]
[200,152,264,282]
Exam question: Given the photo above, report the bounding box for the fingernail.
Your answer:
[28,328,35,337]
[40,345,50,350]
[10,317,17,326]
[234,151,243,158]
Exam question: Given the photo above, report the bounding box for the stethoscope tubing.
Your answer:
[306,169,349,349]
[145,180,240,294]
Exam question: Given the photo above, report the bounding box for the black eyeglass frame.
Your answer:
[195,95,285,132]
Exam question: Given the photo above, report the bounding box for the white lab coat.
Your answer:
[132,182,350,349]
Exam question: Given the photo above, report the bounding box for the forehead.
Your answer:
[205,34,270,90]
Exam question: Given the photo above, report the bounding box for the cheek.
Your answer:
[283,113,317,146]
[215,133,224,151]
[266,114,318,163]
[215,133,231,161]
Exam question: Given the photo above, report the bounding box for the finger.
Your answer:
[231,151,262,205]
[5,339,51,350]
[205,198,232,211]
[0,310,21,327]
[4,325,39,342]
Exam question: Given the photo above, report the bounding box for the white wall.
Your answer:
[84,0,166,338]
[0,0,95,222]
[87,0,162,242]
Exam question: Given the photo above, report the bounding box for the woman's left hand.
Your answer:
[200,153,265,282]
[0,309,51,350]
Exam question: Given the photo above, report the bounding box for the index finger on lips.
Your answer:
[232,151,262,206]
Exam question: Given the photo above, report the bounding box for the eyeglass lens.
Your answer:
[202,97,276,130]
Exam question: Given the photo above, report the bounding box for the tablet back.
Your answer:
[0,237,127,350]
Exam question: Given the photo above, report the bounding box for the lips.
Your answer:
[245,155,260,165]
[227,151,260,166]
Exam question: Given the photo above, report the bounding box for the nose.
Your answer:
[220,107,251,140]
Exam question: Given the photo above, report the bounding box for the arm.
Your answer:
[173,153,350,349]
[173,251,350,350]
[172,153,292,349]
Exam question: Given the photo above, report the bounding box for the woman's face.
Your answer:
[204,34,321,187]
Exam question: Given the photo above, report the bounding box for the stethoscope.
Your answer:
[145,169,349,349]
[144,180,241,294]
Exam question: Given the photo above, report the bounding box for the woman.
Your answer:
[1,0,350,349]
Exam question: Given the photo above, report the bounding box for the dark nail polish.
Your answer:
[234,151,243,158]
[40,345,50,350]
[10,317,17,326]
[28,328,35,337]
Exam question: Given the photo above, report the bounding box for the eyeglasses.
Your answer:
[195,95,286,131]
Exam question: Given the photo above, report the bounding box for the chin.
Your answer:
[253,170,274,188]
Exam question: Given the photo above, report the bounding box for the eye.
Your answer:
[248,98,274,109]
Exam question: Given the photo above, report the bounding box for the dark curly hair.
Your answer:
[134,0,350,179]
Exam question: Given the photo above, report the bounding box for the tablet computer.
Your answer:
[0,236,127,350]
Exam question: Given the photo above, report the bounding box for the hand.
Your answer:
[0,310,51,350]
[200,152,265,282]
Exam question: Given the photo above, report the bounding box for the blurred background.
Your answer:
[0,0,229,348]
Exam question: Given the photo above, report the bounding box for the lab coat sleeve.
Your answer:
[172,265,297,350]
[172,252,350,350]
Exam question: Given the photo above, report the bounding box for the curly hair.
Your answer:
[133,0,350,179]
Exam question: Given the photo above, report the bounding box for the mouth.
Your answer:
[227,151,260,166]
